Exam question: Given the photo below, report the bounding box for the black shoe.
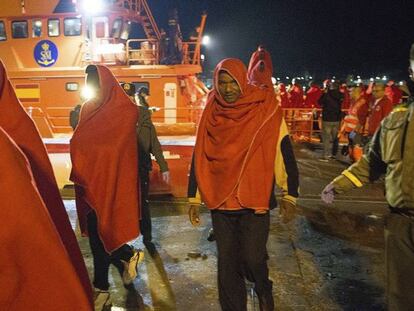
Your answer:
[258,293,275,311]
[207,228,215,242]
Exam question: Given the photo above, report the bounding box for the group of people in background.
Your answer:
[275,76,411,162]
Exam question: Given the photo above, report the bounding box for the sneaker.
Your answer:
[93,289,112,311]
[121,248,144,285]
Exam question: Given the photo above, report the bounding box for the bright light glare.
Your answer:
[202,35,210,46]
[83,0,104,13]
[96,43,124,55]
[200,54,205,61]
[271,77,277,85]
[81,86,96,100]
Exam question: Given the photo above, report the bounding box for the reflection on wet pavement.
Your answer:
[65,199,385,310]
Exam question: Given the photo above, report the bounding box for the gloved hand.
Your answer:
[349,130,356,141]
[188,204,200,226]
[161,171,170,184]
[279,199,297,224]
[321,183,335,204]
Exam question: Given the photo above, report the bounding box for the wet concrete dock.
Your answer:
[65,143,389,310]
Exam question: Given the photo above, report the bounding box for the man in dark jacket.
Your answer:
[122,84,170,254]
[319,81,344,160]
[136,86,169,253]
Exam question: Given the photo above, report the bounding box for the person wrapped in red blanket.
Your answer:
[0,127,92,311]
[188,58,299,311]
[0,60,92,305]
[70,65,143,308]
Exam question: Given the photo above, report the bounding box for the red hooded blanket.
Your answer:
[0,60,92,301]
[70,65,140,253]
[194,58,282,211]
[247,46,274,89]
[0,127,91,311]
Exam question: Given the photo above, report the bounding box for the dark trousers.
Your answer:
[87,211,134,290]
[322,121,340,157]
[385,213,414,311]
[211,210,274,311]
[139,171,151,243]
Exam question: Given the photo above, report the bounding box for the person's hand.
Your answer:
[161,171,170,184]
[188,204,200,226]
[349,130,356,141]
[321,183,335,204]
[279,199,297,224]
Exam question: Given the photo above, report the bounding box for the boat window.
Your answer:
[12,21,28,39]
[120,21,131,40]
[0,21,6,41]
[64,18,82,36]
[95,22,106,38]
[111,18,122,38]
[66,82,79,92]
[32,19,42,37]
[48,19,60,37]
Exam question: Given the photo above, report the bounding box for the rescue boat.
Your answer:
[0,0,208,197]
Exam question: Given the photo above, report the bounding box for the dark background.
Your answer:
[150,0,414,81]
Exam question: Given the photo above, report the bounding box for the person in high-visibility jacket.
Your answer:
[322,43,414,311]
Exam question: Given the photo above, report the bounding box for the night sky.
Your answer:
[150,0,414,81]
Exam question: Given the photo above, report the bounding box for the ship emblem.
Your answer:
[34,40,59,67]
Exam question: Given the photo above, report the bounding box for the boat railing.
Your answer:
[24,105,205,136]
[126,38,159,65]
[25,106,54,138]
[25,105,361,143]
[182,42,200,65]
[90,37,127,65]
[282,108,362,143]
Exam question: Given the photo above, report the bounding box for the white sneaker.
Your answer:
[94,289,112,311]
[121,248,144,285]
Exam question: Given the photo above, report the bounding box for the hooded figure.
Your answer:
[0,60,92,304]
[304,81,323,108]
[195,58,282,210]
[0,127,91,311]
[188,58,299,310]
[278,83,289,108]
[288,79,304,108]
[70,65,142,307]
[247,46,274,89]
[70,65,140,251]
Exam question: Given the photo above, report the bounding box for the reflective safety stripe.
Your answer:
[393,107,408,113]
[342,170,363,188]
